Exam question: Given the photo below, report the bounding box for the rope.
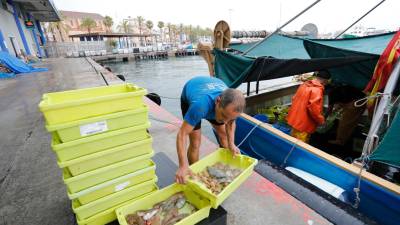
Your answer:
[237,122,263,148]
[387,94,400,116]
[281,139,300,167]
[352,92,390,208]
[353,92,389,107]
[352,156,367,208]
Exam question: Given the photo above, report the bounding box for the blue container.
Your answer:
[253,114,269,123]
[273,123,291,134]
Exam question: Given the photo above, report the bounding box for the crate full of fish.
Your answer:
[116,183,211,225]
[39,83,147,125]
[188,148,257,208]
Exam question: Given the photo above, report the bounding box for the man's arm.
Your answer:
[225,119,240,155]
[176,121,194,184]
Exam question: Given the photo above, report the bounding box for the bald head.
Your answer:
[219,88,246,113]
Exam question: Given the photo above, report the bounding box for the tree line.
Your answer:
[45,13,212,44]
[113,16,213,44]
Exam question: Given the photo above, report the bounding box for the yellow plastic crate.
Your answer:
[188,148,258,209]
[63,153,154,193]
[58,135,153,176]
[116,183,211,225]
[46,105,149,142]
[52,122,150,162]
[68,163,156,205]
[76,192,154,225]
[39,83,147,125]
[73,179,158,220]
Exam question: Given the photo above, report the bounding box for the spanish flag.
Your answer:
[364,30,400,108]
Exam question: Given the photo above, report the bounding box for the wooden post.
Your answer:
[198,42,214,76]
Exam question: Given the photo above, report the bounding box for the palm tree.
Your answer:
[81,17,96,35]
[179,23,184,43]
[47,13,70,42]
[187,25,194,42]
[103,16,113,33]
[117,20,132,33]
[166,23,172,44]
[145,20,153,45]
[170,24,177,46]
[157,21,164,43]
[136,16,145,46]
[48,22,70,42]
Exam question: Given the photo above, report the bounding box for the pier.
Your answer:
[75,49,199,63]
[90,51,169,62]
[0,57,330,225]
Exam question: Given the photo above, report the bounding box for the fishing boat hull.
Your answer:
[234,114,400,225]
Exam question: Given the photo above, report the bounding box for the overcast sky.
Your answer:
[53,0,399,33]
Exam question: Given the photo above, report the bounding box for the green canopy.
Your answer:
[217,32,395,89]
[311,33,394,55]
[303,40,379,89]
[230,32,395,57]
[230,34,310,59]
[214,50,254,88]
[370,107,400,167]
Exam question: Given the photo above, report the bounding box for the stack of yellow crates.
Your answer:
[39,83,158,225]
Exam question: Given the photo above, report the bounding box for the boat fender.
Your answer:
[116,74,125,81]
[146,93,162,106]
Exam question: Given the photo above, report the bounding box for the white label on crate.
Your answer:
[115,181,130,192]
[79,121,108,136]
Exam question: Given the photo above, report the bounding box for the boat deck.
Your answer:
[0,57,331,225]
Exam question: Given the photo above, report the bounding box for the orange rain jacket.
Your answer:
[287,79,325,133]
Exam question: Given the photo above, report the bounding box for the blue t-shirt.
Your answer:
[181,76,228,127]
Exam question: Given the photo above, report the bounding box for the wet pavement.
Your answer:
[0,57,331,225]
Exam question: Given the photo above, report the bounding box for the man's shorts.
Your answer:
[181,98,224,130]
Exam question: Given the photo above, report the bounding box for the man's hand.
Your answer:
[175,165,193,184]
[228,144,241,156]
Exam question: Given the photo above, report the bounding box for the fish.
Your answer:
[126,214,145,225]
[192,163,243,194]
[175,197,186,209]
[207,166,227,179]
[143,209,159,220]
[163,213,189,225]
[126,192,197,225]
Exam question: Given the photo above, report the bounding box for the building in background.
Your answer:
[45,10,107,42]
[0,0,60,57]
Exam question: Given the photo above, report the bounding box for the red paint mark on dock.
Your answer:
[243,173,327,224]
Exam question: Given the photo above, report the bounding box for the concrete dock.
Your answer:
[0,57,331,225]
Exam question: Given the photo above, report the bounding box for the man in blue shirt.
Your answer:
[176,76,246,184]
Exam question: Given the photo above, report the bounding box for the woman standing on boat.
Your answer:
[175,76,245,184]
[286,71,331,143]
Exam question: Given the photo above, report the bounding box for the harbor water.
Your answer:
[105,56,218,141]
[104,56,294,142]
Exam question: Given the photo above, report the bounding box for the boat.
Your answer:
[203,20,400,225]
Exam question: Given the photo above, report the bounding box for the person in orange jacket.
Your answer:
[286,71,331,142]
